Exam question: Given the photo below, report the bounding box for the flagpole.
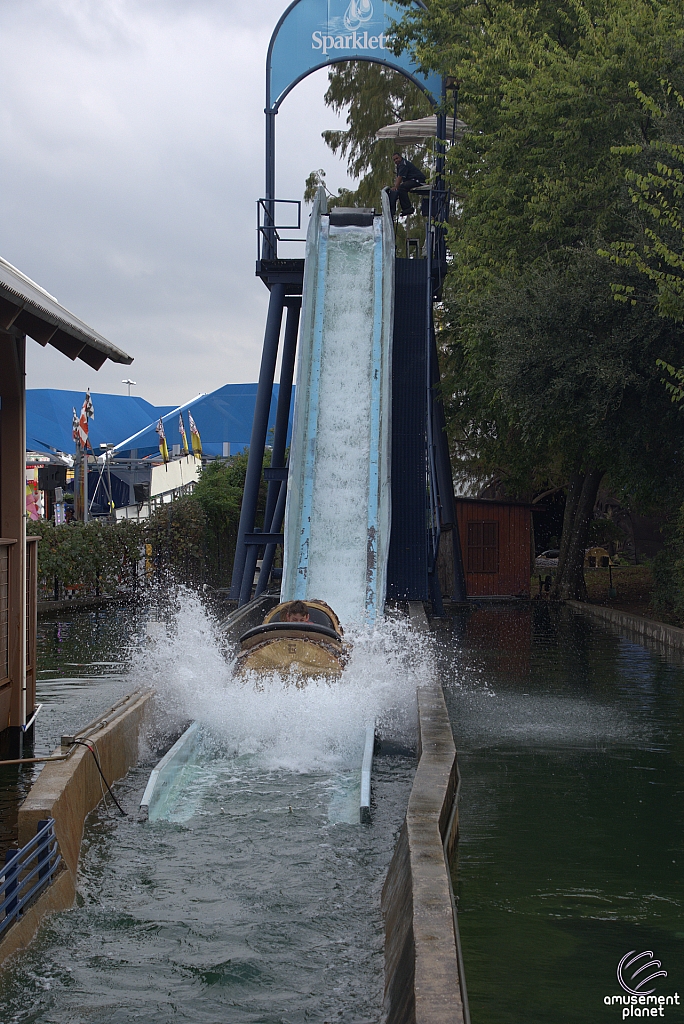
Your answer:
[83,451,89,523]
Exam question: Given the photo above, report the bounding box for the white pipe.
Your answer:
[360,721,375,823]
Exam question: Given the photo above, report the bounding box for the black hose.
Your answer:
[71,739,127,816]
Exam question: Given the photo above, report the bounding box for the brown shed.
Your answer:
[455,497,531,598]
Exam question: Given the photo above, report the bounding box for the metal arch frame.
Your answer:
[265,0,434,112]
[263,0,442,258]
[267,54,438,113]
[231,0,456,607]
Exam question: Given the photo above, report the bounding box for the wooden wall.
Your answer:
[0,332,27,739]
[455,498,531,598]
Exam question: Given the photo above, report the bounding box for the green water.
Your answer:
[439,605,684,1023]
[0,606,418,1022]
[0,607,141,850]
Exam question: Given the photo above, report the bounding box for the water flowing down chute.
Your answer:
[281,189,394,627]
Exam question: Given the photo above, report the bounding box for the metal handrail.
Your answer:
[1,818,61,934]
[257,198,306,261]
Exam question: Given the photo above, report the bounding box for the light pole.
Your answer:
[122,379,137,397]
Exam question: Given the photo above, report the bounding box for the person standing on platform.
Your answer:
[387,151,426,217]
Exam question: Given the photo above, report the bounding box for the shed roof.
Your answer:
[0,256,132,369]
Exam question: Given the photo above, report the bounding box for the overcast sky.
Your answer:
[1,0,356,405]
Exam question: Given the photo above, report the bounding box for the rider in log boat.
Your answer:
[236,599,347,678]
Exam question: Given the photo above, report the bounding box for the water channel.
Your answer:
[439,605,684,1023]
[0,598,421,1023]
[0,600,682,1022]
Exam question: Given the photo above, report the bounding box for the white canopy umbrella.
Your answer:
[375,115,467,145]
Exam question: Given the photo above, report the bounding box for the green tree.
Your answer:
[448,251,684,597]
[312,61,431,204]
[306,61,432,245]
[388,0,684,597]
[608,84,684,322]
[188,450,270,585]
[145,497,207,584]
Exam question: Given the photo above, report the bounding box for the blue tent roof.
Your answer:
[26,390,172,456]
[114,383,294,458]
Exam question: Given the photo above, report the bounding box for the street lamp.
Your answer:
[122,379,137,397]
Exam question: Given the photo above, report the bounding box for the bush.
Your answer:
[145,497,207,584]
[28,518,145,598]
[29,450,274,597]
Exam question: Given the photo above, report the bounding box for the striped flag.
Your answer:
[156,417,169,463]
[188,411,202,457]
[178,413,189,455]
[77,389,94,449]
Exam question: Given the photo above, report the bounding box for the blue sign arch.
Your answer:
[264,0,443,228]
[267,0,441,111]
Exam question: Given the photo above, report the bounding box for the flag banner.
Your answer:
[77,389,94,450]
[188,411,202,456]
[178,413,189,455]
[72,407,79,446]
[156,417,169,463]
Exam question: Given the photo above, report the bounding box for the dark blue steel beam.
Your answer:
[253,296,299,598]
[239,297,299,605]
[230,283,286,602]
[265,299,299,508]
[254,458,289,599]
[264,111,277,259]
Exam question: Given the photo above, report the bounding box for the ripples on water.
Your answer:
[0,608,139,852]
[436,604,684,1024]
[0,594,424,1023]
[5,598,681,1023]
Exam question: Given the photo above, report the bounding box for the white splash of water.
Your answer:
[133,592,430,772]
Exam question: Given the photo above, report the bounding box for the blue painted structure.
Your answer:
[113,384,295,460]
[1,818,61,935]
[230,0,467,611]
[263,0,440,259]
[26,390,171,456]
[267,0,441,111]
[279,195,394,625]
[25,385,295,462]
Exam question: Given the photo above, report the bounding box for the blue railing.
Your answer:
[1,818,61,935]
[256,198,305,261]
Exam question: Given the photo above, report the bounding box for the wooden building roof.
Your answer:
[0,256,132,370]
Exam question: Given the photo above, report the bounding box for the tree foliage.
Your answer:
[393,0,684,281]
[306,59,432,251]
[444,251,684,504]
[608,84,684,321]
[315,61,431,204]
[313,0,684,598]
[145,496,207,583]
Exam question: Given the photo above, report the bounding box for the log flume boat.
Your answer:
[236,600,348,679]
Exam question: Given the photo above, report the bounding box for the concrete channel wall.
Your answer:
[382,603,465,1024]
[0,689,153,965]
[568,601,684,651]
